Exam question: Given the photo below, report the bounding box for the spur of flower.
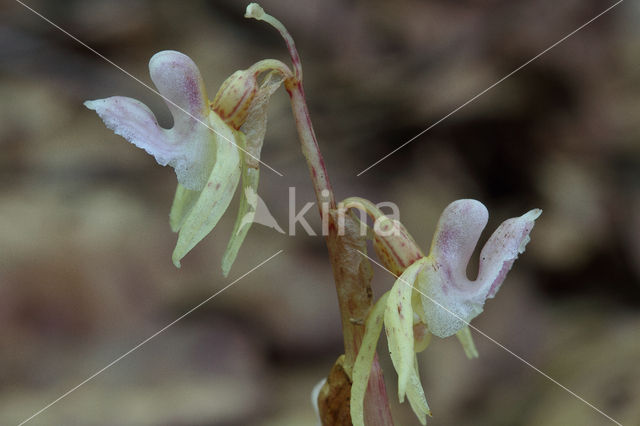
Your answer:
[345,198,541,425]
[85,50,292,275]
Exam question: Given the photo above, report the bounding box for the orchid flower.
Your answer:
[85,50,292,274]
[346,198,541,425]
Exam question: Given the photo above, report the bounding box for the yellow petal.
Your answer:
[413,322,431,353]
[221,163,259,276]
[221,72,285,276]
[405,354,431,424]
[171,112,242,267]
[350,293,388,426]
[455,326,479,359]
[384,258,427,402]
[169,184,199,232]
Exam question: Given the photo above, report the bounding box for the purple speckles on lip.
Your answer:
[435,228,457,256]
[184,75,201,113]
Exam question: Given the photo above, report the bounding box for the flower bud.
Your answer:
[211,69,258,130]
[373,216,424,277]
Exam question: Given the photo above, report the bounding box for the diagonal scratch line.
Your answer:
[17,250,284,426]
[357,0,624,176]
[13,0,284,177]
[357,250,624,426]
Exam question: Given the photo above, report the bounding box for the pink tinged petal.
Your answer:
[427,199,489,282]
[83,96,169,159]
[148,51,210,127]
[85,50,215,191]
[418,200,541,338]
[148,51,215,190]
[478,208,542,298]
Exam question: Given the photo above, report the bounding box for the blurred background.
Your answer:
[1,0,639,425]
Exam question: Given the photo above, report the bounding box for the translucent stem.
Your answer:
[245,3,303,81]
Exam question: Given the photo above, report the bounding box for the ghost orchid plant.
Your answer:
[343,198,541,425]
[85,3,541,425]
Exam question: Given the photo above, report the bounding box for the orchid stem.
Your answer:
[286,81,335,209]
[246,4,394,425]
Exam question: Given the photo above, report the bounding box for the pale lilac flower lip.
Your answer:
[418,199,541,338]
[84,50,215,191]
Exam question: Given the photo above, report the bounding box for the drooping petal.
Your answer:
[351,293,388,426]
[384,258,427,402]
[455,325,479,359]
[413,321,431,353]
[169,184,199,233]
[239,71,284,166]
[417,200,541,338]
[405,354,431,425]
[221,72,285,276]
[171,112,242,267]
[85,50,216,191]
[221,164,259,277]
